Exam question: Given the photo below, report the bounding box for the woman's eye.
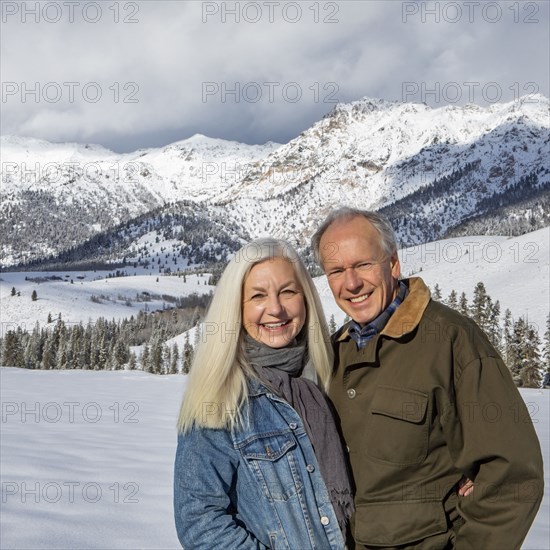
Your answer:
[251,294,264,300]
[281,289,296,295]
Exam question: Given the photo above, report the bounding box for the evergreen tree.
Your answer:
[141,344,150,372]
[486,299,502,352]
[149,334,163,374]
[509,317,528,385]
[24,338,36,369]
[128,352,137,370]
[96,334,108,370]
[183,332,193,374]
[193,324,202,350]
[41,337,54,370]
[113,338,129,370]
[446,289,458,310]
[56,338,68,370]
[1,331,23,367]
[328,314,337,334]
[11,287,16,296]
[458,292,469,317]
[521,326,543,388]
[432,283,442,301]
[503,309,514,369]
[163,345,172,375]
[471,282,489,331]
[544,314,550,377]
[31,290,38,301]
[170,343,179,374]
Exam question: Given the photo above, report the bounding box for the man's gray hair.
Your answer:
[311,207,398,264]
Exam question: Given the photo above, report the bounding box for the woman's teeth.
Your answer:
[263,321,288,328]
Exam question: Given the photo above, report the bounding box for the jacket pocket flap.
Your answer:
[371,386,428,424]
[355,500,448,546]
[239,432,296,461]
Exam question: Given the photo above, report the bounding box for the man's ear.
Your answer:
[391,254,401,279]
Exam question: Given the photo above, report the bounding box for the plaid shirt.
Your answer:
[348,281,409,349]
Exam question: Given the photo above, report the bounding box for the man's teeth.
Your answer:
[263,321,287,328]
[350,294,370,303]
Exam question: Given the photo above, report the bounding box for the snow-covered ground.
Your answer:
[0,271,212,332]
[0,368,548,549]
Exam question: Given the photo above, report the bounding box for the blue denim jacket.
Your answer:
[174,379,345,549]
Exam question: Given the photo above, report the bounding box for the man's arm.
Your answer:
[444,355,544,550]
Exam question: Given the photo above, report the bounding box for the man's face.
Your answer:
[319,216,401,326]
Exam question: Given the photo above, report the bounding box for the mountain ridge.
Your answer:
[1,94,548,268]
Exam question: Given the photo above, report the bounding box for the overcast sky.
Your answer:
[1,0,548,152]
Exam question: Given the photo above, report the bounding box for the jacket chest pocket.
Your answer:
[239,432,301,502]
[365,386,430,465]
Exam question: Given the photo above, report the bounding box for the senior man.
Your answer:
[312,207,543,550]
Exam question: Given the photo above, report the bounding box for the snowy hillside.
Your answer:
[2,95,548,267]
[1,228,547,339]
[0,368,548,549]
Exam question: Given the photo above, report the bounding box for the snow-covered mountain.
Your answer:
[1,95,548,268]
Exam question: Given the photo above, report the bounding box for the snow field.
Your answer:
[0,369,548,549]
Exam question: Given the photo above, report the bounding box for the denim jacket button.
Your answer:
[347,388,356,399]
[306,464,315,473]
[289,422,298,430]
[320,516,330,525]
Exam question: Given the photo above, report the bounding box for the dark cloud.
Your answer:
[1,0,548,152]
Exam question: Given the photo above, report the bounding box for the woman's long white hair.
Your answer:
[177,238,333,432]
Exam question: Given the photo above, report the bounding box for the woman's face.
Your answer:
[242,257,307,348]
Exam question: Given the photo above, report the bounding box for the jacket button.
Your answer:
[320,516,330,525]
[347,388,356,399]
[306,464,315,473]
[289,422,297,430]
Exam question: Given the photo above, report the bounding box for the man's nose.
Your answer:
[344,268,362,292]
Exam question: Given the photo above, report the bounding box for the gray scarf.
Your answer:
[244,334,354,539]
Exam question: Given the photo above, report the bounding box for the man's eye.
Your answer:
[357,263,373,270]
[328,270,343,277]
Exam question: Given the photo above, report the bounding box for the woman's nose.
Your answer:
[266,294,284,315]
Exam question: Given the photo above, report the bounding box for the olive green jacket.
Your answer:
[330,277,543,549]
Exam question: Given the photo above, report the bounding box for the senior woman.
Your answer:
[174,238,353,549]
